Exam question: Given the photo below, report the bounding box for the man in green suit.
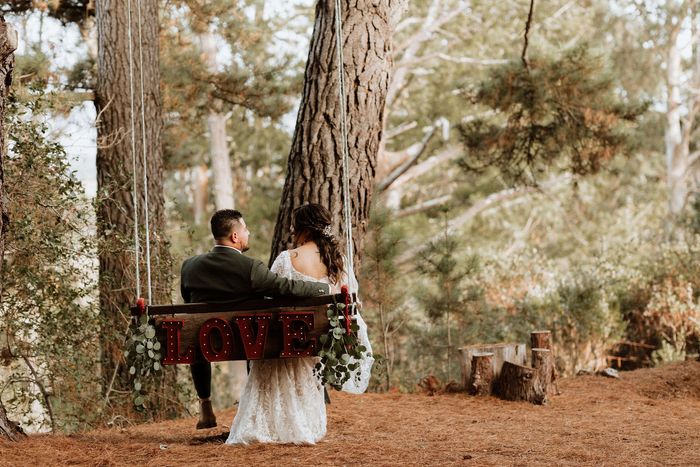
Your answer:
[181,209,330,429]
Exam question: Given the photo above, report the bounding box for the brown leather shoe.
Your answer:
[196,399,217,429]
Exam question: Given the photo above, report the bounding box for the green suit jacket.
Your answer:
[180,245,330,303]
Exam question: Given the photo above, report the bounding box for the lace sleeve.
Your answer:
[270,250,291,279]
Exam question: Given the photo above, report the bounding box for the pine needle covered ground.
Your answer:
[1,361,699,466]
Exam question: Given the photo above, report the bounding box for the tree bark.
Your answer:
[0,14,24,442]
[269,0,404,268]
[95,0,174,414]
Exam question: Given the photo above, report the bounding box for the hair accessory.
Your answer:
[322,225,333,238]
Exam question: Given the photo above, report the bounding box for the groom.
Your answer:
[181,209,331,429]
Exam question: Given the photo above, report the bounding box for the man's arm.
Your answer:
[250,260,330,297]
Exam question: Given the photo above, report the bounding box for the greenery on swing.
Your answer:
[123,314,163,410]
[315,302,367,391]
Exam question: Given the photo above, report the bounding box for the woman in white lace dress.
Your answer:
[226,204,373,445]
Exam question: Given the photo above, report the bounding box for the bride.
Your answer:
[226,203,374,445]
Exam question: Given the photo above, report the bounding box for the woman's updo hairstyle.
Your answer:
[292,203,344,284]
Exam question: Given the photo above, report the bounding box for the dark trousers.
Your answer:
[190,350,211,399]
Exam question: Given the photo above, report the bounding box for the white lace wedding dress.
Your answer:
[225,250,374,445]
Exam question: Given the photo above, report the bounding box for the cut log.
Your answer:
[530,330,551,350]
[531,348,553,396]
[469,352,494,396]
[459,343,526,390]
[493,361,547,405]
[531,330,559,395]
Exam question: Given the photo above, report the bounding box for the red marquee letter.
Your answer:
[233,313,272,360]
[279,312,316,357]
[199,318,235,362]
[161,319,194,365]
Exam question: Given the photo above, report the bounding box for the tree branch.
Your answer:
[396,185,537,266]
[385,120,417,140]
[377,126,438,192]
[386,145,462,192]
[395,194,453,218]
[522,0,536,71]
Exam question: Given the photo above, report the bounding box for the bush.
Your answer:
[0,87,101,432]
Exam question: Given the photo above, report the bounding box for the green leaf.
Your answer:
[136,344,145,354]
[146,341,153,349]
[327,309,335,319]
[134,395,144,406]
[145,327,156,339]
[147,350,154,359]
[123,350,129,358]
[153,342,161,351]
[332,328,344,339]
[134,381,141,391]
[319,334,328,344]
[129,366,136,375]
[139,315,148,325]
[153,361,161,371]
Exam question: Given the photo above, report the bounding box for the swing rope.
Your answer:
[126,0,141,300]
[126,0,153,305]
[333,0,356,290]
[136,0,153,305]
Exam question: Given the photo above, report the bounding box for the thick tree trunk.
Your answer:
[665,24,687,230]
[269,0,404,268]
[95,0,175,414]
[0,15,23,442]
[200,31,235,210]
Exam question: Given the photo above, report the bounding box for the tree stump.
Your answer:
[530,330,551,350]
[530,330,559,395]
[459,343,526,390]
[493,361,547,405]
[531,348,553,396]
[469,352,494,396]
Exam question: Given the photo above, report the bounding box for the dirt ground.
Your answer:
[1,361,700,466]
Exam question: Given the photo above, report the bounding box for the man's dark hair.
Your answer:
[210,209,243,240]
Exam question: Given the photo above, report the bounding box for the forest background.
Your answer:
[1,0,700,434]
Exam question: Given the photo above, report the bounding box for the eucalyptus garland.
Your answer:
[315,302,367,390]
[123,314,162,410]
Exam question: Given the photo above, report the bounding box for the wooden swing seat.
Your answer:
[130,293,354,364]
